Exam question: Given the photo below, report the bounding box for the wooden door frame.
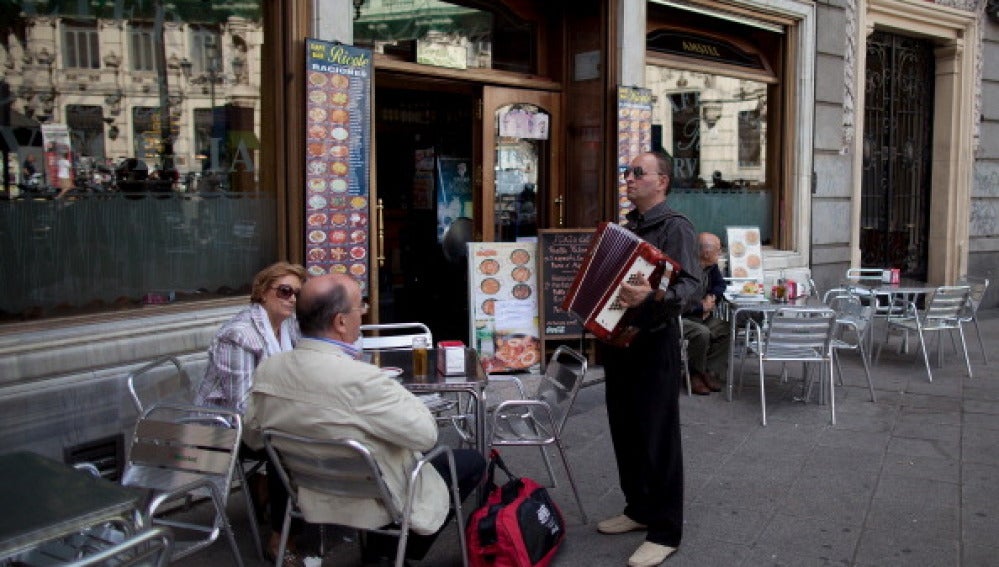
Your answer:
[481,87,563,242]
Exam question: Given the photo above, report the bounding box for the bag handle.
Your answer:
[485,449,518,492]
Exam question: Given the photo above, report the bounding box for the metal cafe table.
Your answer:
[0,451,142,561]
[370,347,490,457]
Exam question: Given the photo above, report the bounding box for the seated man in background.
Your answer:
[682,232,730,395]
[245,273,485,565]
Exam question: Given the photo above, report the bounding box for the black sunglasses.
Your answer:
[273,284,300,300]
[620,166,662,179]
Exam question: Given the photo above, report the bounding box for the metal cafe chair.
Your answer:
[487,345,589,523]
[360,322,433,351]
[64,527,174,567]
[957,275,990,364]
[831,301,877,402]
[877,285,973,382]
[121,402,245,566]
[125,355,193,417]
[263,430,469,567]
[739,307,838,426]
[125,356,264,561]
[678,315,693,396]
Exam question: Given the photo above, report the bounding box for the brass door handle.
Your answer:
[555,195,564,227]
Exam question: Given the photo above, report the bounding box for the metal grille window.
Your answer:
[62,24,100,69]
[129,25,157,72]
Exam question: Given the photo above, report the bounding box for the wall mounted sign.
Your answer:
[303,39,373,292]
[616,86,654,223]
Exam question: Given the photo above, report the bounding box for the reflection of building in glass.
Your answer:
[1,4,262,189]
[649,68,767,190]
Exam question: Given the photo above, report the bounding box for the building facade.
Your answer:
[1,0,996,464]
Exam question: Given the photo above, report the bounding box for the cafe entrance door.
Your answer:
[368,82,561,343]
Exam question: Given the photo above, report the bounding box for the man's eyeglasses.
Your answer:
[620,166,662,179]
[272,284,300,300]
[353,301,370,315]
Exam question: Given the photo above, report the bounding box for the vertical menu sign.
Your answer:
[304,39,373,292]
[468,242,542,373]
[616,86,653,223]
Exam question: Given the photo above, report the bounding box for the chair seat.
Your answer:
[492,414,555,444]
[889,318,960,331]
[418,393,457,413]
[123,465,220,497]
[749,344,825,360]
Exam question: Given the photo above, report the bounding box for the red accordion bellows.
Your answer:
[560,222,681,347]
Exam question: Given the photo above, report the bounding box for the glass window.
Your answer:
[354,0,535,74]
[129,25,157,72]
[63,24,101,69]
[648,67,772,245]
[190,28,221,75]
[493,104,547,242]
[0,1,270,323]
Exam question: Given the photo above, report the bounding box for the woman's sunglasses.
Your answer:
[273,284,300,300]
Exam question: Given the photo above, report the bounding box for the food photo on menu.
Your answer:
[468,243,542,373]
[725,226,763,281]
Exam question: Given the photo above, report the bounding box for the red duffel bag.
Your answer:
[466,450,566,567]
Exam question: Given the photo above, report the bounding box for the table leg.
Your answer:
[727,312,738,402]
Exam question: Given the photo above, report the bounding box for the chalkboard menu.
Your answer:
[538,228,595,339]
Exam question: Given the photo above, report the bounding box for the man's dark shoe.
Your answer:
[689,374,711,395]
[703,372,723,392]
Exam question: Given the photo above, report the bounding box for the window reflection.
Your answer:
[0,1,270,322]
[354,0,536,74]
[648,67,772,245]
[494,104,546,242]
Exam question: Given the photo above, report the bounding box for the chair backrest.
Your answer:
[262,430,404,524]
[957,275,989,317]
[835,302,874,339]
[65,527,174,567]
[762,307,837,356]
[126,355,193,414]
[823,287,859,311]
[923,286,971,323]
[845,268,885,282]
[360,322,433,351]
[125,403,242,503]
[533,346,587,436]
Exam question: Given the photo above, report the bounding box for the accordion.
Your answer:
[561,222,681,347]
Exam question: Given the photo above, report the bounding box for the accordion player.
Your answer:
[561,222,682,347]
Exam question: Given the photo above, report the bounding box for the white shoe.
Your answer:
[596,513,647,534]
[627,542,677,567]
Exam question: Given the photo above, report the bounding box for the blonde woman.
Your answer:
[195,261,308,566]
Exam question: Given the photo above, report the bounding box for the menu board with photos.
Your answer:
[303,39,373,292]
[468,242,542,373]
[616,86,654,223]
[725,226,764,281]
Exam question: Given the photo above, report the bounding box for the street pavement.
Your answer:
[176,308,999,567]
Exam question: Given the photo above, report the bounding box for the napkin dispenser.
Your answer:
[437,340,465,376]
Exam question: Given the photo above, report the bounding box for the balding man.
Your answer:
[598,151,701,566]
[245,274,484,564]
[681,232,730,394]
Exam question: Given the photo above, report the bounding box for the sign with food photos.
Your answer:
[304,39,373,292]
[468,242,542,373]
[725,226,763,281]
[616,86,654,223]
